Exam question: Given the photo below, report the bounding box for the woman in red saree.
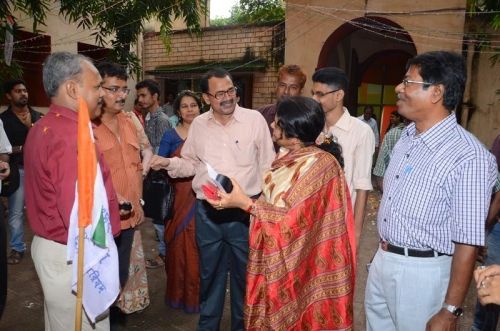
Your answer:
[158,90,201,313]
[207,96,356,330]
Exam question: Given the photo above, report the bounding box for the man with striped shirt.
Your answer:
[364,51,497,331]
[372,115,409,192]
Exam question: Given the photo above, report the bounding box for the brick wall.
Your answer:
[143,23,284,109]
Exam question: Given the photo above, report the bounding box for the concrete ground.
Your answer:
[0,191,479,330]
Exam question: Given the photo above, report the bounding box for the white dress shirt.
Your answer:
[328,108,375,204]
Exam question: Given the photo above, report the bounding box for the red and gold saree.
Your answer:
[245,146,355,331]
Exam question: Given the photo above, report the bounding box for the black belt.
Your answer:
[380,241,445,258]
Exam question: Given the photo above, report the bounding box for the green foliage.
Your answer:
[211,0,285,26]
[58,0,206,76]
[0,0,51,87]
[0,0,206,81]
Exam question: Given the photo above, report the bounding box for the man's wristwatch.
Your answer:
[442,303,463,317]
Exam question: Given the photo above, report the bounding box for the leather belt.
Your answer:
[380,241,445,258]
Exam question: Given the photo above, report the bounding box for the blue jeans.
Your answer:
[471,222,500,331]
[8,168,25,253]
[153,223,166,257]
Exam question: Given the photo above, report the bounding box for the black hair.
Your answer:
[135,79,160,99]
[96,62,128,81]
[200,68,233,93]
[173,90,202,123]
[406,51,466,112]
[275,96,325,146]
[318,140,344,168]
[312,67,349,93]
[3,79,27,95]
[276,96,344,167]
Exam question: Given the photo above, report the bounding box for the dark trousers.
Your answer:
[195,199,250,331]
[114,227,135,288]
[0,203,6,318]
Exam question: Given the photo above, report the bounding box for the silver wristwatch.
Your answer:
[442,303,463,317]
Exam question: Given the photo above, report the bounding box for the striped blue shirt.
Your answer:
[378,114,497,254]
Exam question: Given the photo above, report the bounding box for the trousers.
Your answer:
[365,247,452,331]
[195,199,249,331]
[31,236,110,331]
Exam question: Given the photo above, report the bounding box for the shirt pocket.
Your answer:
[125,137,142,171]
[398,174,446,221]
[233,139,256,166]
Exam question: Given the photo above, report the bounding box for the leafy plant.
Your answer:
[211,0,284,26]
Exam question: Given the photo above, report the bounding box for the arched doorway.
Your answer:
[317,17,417,132]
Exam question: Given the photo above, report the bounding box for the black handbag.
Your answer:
[0,162,20,197]
[142,170,175,223]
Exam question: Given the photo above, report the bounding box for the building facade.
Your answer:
[142,22,285,109]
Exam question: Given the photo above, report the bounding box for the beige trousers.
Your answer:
[31,235,110,331]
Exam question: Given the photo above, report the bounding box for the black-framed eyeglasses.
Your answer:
[206,86,237,100]
[102,86,131,95]
[311,88,341,98]
[401,79,432,87]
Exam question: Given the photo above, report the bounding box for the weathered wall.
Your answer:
[285,0,466,93]
[468,47,500,148]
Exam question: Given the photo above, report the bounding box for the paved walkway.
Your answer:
[0,191,479,330]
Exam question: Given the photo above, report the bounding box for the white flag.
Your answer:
[67,165,120,323]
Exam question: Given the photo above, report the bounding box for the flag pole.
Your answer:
[74,97,94,331]
[75,226,85,331]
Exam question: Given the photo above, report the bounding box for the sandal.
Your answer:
[7,250,24,265]
[145,255,165,269]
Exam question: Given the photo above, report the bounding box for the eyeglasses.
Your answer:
[401,79,432,87]
[206,86,237,100]
[311,88,341,98]
[102,86,131,95]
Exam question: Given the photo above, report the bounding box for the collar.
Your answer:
[207,105,244,123]
[5,105,36,116]
[48,104,78,122]
[148,107,163,119]
[333,107,352,132]
[405,113,457,152]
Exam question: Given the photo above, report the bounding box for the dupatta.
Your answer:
[245,146,355,331]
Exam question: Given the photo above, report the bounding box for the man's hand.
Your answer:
[141,147,153,176]
[150,155,170,170]
[0,161,10,180]
[117,194,133,218]
[426,309,457,331]
[475,265,500,305]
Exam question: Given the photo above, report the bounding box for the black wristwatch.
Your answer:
[442,303,463,317]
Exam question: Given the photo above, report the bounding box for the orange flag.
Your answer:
[77,97,96,227]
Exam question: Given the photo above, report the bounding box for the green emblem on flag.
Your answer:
[92,208,107,248]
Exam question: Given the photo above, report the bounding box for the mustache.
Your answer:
[220,99,234,107]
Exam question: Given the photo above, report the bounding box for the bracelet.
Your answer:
[245,199,256,214]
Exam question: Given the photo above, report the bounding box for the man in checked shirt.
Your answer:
[364,51,497,331]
